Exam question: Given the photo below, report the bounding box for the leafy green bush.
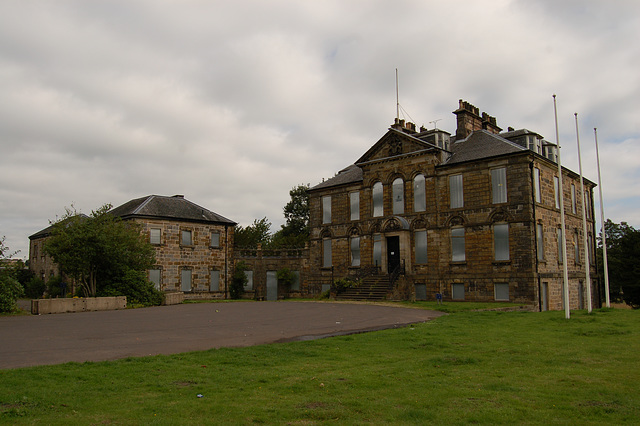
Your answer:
[230,261,248,299]
[333,277,360,294]
[0,274,24,313]
[98,269,163,306]
[46,275,64,298]
[24,276,46,299]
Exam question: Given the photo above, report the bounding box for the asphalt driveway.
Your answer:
[0,301,444,369]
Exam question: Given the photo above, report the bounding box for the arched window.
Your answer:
[413,174,426,212]
[392,178,404,214]
[372,182,383,217]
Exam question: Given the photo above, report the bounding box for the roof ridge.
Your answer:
[133,195,155,214]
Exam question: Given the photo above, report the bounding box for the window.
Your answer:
[350,237,361,267]
[350,192,360,221]
[494,283,509,301]
[494,223,509,261]
[574,229,580,263]
[244,271,253,291]
[181,269,192,292]
[536,223,545,261]
[322,196,331,224]
[373,234,382,267]
[451,227,465,262]
[585,190,591,219]
[392,178,404,214]
[181,230,192,246]
[290,271,301,291]
[491,168,507,204]
[372,182,383,217]
[149,269,161,290]
[557,228,564,264]
[415,230,427,264]
[452,283,465,300]
[210,232,220,248]
[449,174,463,208]
[414,174,426,212]
[571,184,577,214]
[554,176,560,209]
[210,270,220,291]
[534,168,541,203]
[323,239,332,267]
[588,233,594,264]
[150,228,161,245]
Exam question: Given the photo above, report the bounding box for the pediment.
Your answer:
[356,129,436,164]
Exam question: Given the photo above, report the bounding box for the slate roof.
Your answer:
[310,164,363,191]
[108,195,236,225]
[29,214,90,240]
[446,130,527,164]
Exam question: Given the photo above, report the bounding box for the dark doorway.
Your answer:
[387,236,400,272]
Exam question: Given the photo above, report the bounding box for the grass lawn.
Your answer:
[1,307,638,424]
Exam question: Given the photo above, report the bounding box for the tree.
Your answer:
[0,236,23,313]
[598,219,640,309]
[234,217,273,248]
[230,261,248,299]
[44,204,160,305]
[271,184,310,248]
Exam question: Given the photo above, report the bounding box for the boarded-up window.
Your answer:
[211,232,220,248]
[557,228,564,264]
[350,237,360,267]
[414,174,426,212]
[452,283,465,300]
[322,196,331,224]
[554,176,560,209]
[450,174,463,208]
[350,192,360,221]
[210,270,220,291]
[491,168,507,204]
[392,178,404,214]
[494,223,509,261]
[534,168,542,203]
[181,269,192,292]
[372,182,383,217]
[537,223,545,261]
[415,230,427,264]
[451,227,465,262]
[181,230,192,246]
[150,228,161,245]
[290,271,300,291]
[323,239,332,268]
[373,234,382,267]
[494,283,509,301]
[149,269,161,290]
[244,271,253,291]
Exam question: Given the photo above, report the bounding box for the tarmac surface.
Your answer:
[0,301,445,369]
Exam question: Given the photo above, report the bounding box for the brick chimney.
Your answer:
[453,99,483,140]
[390,118,418,134]
[482,112,502,134]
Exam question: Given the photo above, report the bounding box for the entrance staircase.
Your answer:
[335,275,389,301]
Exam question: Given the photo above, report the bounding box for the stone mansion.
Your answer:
[29,100,600,311]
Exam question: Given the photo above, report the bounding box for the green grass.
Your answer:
[1,308,638,424]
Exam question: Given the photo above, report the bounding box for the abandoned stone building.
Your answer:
[306,100,600,311]
[29,195,236,298]
[28,100,600,311]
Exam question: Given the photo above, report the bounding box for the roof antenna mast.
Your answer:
[396,68,400,121]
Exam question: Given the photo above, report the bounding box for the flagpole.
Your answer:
[594,127,610,308]
[554,95,571,319]
[575,113,592,312]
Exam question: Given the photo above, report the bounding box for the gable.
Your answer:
[356,129,437,164]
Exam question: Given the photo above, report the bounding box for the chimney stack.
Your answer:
[453,100,501,139]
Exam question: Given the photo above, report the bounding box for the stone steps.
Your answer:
[336,276,390,301]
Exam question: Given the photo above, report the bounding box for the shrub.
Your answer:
[24,277,46,299]
[333,277,360,294]
[98,269,163,307]
[0,274,24,313]
[46,275,64,298]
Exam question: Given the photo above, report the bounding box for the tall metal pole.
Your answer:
[554,95,571,319]
[594,128,610,307]
[395,68,399,121]
[575,113,592,312]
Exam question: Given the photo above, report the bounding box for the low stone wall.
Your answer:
[31,296,127,315]
[163,292,185,305]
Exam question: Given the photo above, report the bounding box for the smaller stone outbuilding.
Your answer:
[109,195,236,298]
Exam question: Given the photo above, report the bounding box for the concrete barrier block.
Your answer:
[163,292,184,305]
[31,296,127,315]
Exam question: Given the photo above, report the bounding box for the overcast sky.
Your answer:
[1,0,639,259]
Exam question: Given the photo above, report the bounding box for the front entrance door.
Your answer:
[387,236,400,273]
[266,271,277,301]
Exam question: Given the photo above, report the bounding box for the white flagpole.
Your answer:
[554,95,571,319]
[575,113,592,312]
[594,128,610,308]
